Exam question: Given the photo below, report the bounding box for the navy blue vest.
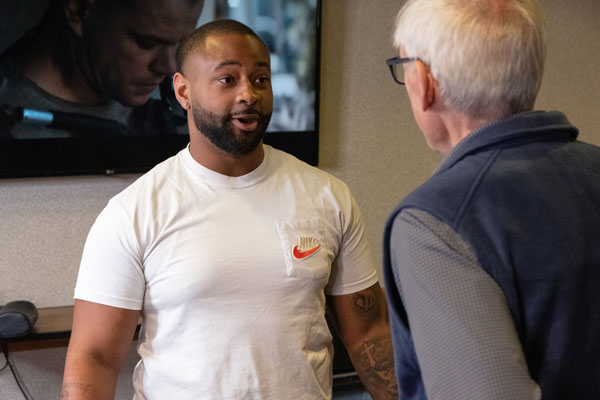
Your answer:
[383,111,600,399]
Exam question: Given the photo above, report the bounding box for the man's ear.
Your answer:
[64,0,95,37]
[415,61,437,112]
[173,72,190,110]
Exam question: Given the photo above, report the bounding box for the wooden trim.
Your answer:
[1,306,74,352]
[6,337,72,352]
[1,306,140,352]
[30,306,74,336]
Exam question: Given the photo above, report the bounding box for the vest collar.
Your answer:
[437,111,578,173]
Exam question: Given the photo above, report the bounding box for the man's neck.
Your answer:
[439,110,500,154]
[189,138,265,177]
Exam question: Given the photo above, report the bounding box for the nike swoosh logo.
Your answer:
[293,244,321,260]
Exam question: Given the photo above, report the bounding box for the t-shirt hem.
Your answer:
[325,270,379,296]
[74,288,143,310]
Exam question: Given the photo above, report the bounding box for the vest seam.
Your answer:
[452,149,503,229]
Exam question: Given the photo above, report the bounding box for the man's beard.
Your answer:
[191,104,271,155]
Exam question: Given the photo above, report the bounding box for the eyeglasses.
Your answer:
[386,57,421,85]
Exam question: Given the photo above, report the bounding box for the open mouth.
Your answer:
[231,115,260,132]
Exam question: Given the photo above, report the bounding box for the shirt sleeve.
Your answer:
[389,208,541,400]
[74,199,146,310]
[325,188,378,296]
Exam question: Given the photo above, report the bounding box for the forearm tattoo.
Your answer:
[352,287,378,314]
[60,381,92,399]
[351,335,398,400]
[349,288,398,399]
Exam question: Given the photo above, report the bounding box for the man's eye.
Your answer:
[134,37,156,50]
[255,76,270,85]
[218,77,234,84]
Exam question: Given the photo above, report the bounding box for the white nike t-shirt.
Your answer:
[74,145,377,399]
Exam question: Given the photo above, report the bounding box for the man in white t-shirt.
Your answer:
[61,19,397,400]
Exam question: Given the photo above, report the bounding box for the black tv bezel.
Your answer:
[0,1,321,179]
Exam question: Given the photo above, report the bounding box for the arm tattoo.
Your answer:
[347,287,398,399]
[60,381,93,399]
[352,287,378,314]
[351,334,398,400]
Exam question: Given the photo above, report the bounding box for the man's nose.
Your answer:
[235,79,260,105]
[150,46,177,76]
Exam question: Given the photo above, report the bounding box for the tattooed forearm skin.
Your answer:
[351,333,399,400]
[352,288,378,314]
[348,288,398,399]
[60,381,93,399]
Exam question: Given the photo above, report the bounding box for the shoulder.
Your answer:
[267,145,352,195]
[396,149,502,230]
[110,151,184,211]
[391,208,473,257]
[0,63,33,101]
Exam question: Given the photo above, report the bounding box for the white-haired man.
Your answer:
[383,0,600,399]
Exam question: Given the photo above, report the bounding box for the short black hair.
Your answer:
[176,19,268,73]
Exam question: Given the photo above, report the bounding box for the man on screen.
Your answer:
[0,0,204,138]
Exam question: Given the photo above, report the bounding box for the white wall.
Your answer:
[1,0,599,398]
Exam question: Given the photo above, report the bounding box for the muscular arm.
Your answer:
[61,299,140,399]
[327,284,398,400]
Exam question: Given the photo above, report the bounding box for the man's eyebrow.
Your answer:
[214,60,271,71]
[128,30,178,46]
[215,60,242,70]
[255,61,270,70]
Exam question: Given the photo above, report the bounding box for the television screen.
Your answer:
[0,0,320,177]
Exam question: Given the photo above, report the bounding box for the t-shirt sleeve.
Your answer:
[325,188,378,296]
[74,199,145,310]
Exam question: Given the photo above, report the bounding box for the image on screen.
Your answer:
[0,0,320,177]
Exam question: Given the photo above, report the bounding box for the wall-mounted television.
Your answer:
[0,0,320,178]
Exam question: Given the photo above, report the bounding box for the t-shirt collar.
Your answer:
[180,144,271,188]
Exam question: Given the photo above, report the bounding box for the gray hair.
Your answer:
[393,0,546,119]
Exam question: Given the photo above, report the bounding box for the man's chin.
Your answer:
[112,97,148,108]
[117,87,158,107]
[232,127,260,137]
[221,129,265,155]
